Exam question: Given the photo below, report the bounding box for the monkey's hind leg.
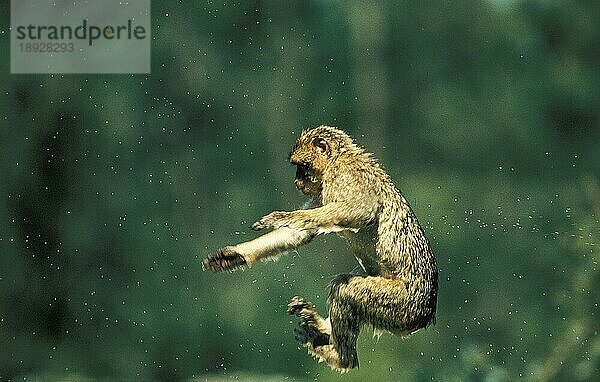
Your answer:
[288,296,353,371]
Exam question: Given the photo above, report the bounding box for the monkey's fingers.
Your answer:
[251,211,290,231]
[202,247,247,272]
[250,220,267,231]
[251,216,274,231]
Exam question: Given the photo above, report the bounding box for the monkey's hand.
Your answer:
[203,247,247,272]
[251,211,293,231]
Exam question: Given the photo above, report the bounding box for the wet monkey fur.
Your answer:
[204,126,438,372]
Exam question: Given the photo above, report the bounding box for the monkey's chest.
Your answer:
[337,228,380,275]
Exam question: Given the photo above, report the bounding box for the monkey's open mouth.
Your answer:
[295,164,309,179]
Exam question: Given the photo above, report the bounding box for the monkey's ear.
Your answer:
[312,137,330,154]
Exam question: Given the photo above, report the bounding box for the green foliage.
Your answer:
[0,0,598,381]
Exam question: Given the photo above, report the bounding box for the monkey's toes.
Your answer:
[287,296,313,317]
[202,247,246,272]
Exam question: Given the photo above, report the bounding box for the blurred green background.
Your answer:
[1,1,599,381]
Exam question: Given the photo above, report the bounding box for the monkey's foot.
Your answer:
[288,296,331,338]
[289,296,331,347]
[288,296,357,372]
[291,335,357,372]
[202,247,247,272]
[305,343,357,373]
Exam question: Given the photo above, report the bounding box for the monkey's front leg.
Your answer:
[252,202,376,233]
[204,227,315,272]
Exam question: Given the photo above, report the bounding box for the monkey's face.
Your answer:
[293,162,322,196]
[290,136,330,196]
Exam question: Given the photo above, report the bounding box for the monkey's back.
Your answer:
[329,152,439,330]
[378,187,438,329]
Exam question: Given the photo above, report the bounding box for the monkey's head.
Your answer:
[289,125,356,196]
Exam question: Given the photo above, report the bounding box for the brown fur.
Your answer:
[204,125,438,372]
